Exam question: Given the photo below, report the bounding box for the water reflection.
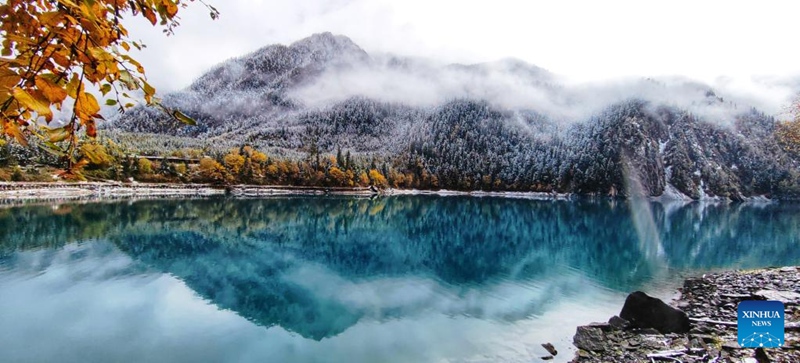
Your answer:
[1,197,799,362]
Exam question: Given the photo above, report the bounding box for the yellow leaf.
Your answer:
[143,80,155,96]
[38,11,64,27]
[35,76,68,103]
[66,74,80,98]
[2,118,28,146]
[79,3,97,21]
[119,70,137,90]
[143,8,157,25]
[12,87,53,120]
[51,51,71,68]
[121,55,144,74]
[172,110,197,125]
[0,68,20,94]
[41,141,67,157]
[47,126,71,143]
[77,91,100,118]
[88,47,114,61]
[0,57,22,65]
[163,0,179,17]
[39,73,64,86]
[3,34,35,46]
[63,14,79,25]
[142,80,156,104]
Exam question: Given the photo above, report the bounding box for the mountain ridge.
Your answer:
[109,33,800,200]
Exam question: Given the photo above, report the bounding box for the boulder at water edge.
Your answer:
[619,291,691,334]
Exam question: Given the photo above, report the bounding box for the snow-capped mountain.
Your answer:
[110,33,800,200]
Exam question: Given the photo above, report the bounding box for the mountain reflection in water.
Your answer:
[1,197,799,362]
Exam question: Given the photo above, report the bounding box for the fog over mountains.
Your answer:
[111,33,800,200]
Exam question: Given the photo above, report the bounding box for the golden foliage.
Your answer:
[80,142,113,167]
[358,171,370,186]
[137,158,153,174]
[174,162,187,176]
[776,99,800,157]
[328,166,349,186]
[223,149,245,175]
[776,119,800,157]
[368,169,388,188]
[0,0,217,171]
[197,157,226,184]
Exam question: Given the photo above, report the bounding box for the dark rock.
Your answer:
[608,315,630,330]
[573,326,606,352]
[755,347,772,363]
[619,291,691,334]
[541,342,557,356]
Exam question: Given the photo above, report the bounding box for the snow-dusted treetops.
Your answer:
[107,32,799,199]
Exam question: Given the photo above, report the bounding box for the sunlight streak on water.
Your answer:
[623,155,667,274]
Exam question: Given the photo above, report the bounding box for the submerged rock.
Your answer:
[541,342,557,356]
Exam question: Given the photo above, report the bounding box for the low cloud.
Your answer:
[289,52,799,125]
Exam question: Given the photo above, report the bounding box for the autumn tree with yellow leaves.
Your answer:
[776,98,800,158]
[0,0,217,176]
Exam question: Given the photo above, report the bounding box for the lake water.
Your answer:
[1,196,799,363]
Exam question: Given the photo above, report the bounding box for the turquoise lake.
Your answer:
[1,196,799,363]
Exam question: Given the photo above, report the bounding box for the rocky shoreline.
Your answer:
[568,267,800,363]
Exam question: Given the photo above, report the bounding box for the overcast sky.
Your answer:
[126,0,800,96]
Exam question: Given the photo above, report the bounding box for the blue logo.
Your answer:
[738,300,784,348]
